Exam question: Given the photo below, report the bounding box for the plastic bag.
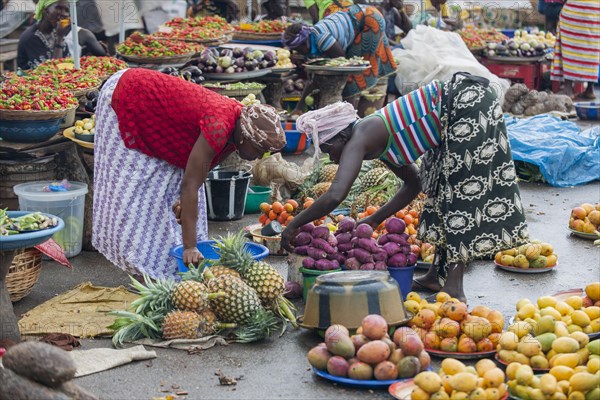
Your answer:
[251,153,312,201]
[505,114,600,187]
[393,26,510,102]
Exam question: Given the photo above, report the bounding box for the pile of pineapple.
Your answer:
[109,231,296,346]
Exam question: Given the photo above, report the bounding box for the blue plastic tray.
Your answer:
[0,211,64,251]
[312,366,431,389]
[169,240,269,272]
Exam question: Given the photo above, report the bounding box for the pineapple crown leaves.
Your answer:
[212,230,255,275]
[107,310,162,348]
[129,274,175,316]
[178,260,211,281]
[232,308,279,343]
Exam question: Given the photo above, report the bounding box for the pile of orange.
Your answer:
[258,197,326,227]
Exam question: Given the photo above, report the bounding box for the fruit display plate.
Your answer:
[494,261,556,274]
[550,288,600,340]
[0,212,64,251]
[494,353,550,373]
[425,348,496,360]
[313,367,431,389]
[203,69,272,80]
[568,228,599,240]
[389,380,509,400]
[304,64,370,75]
[63,127,94,150]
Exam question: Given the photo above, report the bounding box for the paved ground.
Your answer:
[11,179,600,400]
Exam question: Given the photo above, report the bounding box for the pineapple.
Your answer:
[108,311,162,347]
[353,191,388,209]
[129,275,175,316]
[210,265,241,279]
[214,232,297,327]
[162,310,201,340]
[171,280,224,312]
[310,182,332,198]
[372,159,390,170]
[360,167,389,191]
[319,164,338,182]
[203,269,262,325]
[197,308,236,336]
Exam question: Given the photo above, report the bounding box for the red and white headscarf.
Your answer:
[296,102,358,155]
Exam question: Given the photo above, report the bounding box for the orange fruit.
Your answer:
[372,231,379,239]
[272,202,284,214]
[408,225,417,235]
[283,203,294,213]
[285,216,294,225]
[259,202,271,213]
[258,214,268,225]
[264,218,271,225]
[409,209,419,218]
[305,197,314,202]
[277,214,287,224]
[366,206,378,215]
[280,211,289,220]
[396,210,406,219]
[269,210,278,220]
[404,215,414,226]
[304,200,314,209]
[286,199,299,209]
[413,217,419,226]
[358,213,365,219]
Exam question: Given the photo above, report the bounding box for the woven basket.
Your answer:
[116,52,195,65]
[70,83,101,98]
[0,107,74,121]
[232,31,283,41]
[6,248,42,302]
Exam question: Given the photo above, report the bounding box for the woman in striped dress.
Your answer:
[283,4,397,105]
[281,73,529,302]
[551,0,600,99]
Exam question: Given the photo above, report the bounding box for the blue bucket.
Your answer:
[281,122,312,155]
[169,240,269,273]
[387,265,417,301]
[0,118,63,143]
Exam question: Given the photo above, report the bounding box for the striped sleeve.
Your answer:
[312,11,354,52]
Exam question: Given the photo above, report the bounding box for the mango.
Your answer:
[570,331,590,349]
[536,332,557,353]
[585,282,600,302]
[589,318,600,333]
[485,388,501,400]
[411,387,430,400]
[450,391,468,400]
[529,388,545,400]
[513,254,529,268]
[540,373,557,395]
[347,361,374,380]
[568,324,584,333]
[550,365,575,381]
[357,340,390,364]
[397,356,420,379]
[545,254,558,267]
[534,315,557,336]
[540,243,553,256]
[529,256,547,268]
[514,352,531,365]
[571,310,591,328]
[450,372,477,392]
[325,332,355,358]
[414,371,442,394]
[555,321,570,337]
[518,339,542,357]
[585,306,600,321]
[503,247,518,256]
[587,339,600,355]
[515,364,534,385]
[518,304,537,320]
[569,391,585,400]
[517,298,533,311]
[498,350,519,364]
[509,322,533,340]
[499,331,520,350]
[538,296,558,309]
[556,301,574,316]
[499,254,515,266]
[569,372,600,393]
[587,356,600,374]
[551,393,567,400]
[552,337,580,354]
[468,388,486,400]
[308,346,332,370]
[586,388,600,400]
[566,296,583,310]
[550,353,580,369]
[557,379,571,394]
[430,391,449,400]
[530,355,550,369]
[541,307,562,321]
[576,348,590,364]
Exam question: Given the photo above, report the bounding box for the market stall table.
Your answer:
[256,70,297,109]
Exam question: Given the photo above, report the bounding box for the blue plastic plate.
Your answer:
[312,366,431,389]
[0,211,64,251]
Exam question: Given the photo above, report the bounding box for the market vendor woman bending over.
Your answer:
[93,69,285,279]
[282,73,529,302]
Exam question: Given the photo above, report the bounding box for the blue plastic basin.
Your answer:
[281,122,312,154]
[574,102,599,121]
[169,240,269,272]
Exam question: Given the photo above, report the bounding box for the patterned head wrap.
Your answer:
[296,102,358,155]
[239,104,286,152]
[35,0,60,21]
[282,24,312,49]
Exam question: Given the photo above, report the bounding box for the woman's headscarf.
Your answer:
[239,104,286,152]
[296,102,358,155]
[282,24,312,49]
[35,0,60,21]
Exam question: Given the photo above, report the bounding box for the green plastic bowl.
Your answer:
[244,186,272,214]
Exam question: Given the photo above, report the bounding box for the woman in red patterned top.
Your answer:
[93,69,285,278]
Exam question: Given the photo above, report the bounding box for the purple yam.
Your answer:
[295,246,309,255]
[337,217,356,233]
[345,257,361,270]
[374,261,388,271]
[300,223,315,233]
[292,232,312,247]
[378,234,390,246]
[312,238,336,254]
[336,232,352,244]
[382,242,401,256]
[354,223,374,239]
[407,253,418,266]
[327,234,338,248]
[302,257,315,269]
[351,237,359,247]
[360,263,375,271]
[315,259,336,271]
[284,281,302,299]
[337,242,353,253]
[312,226,330,240]
[329,260,340,270]
[346,249,355,259]
[307,247,327,260]
[385,217,407,234]
[400,245,412,255]
[357,237,379,253]
[387,234,404,244]
[388,252,407,267]
[334,253,346,265]
[372,249,388,262]
[353,248,374,264]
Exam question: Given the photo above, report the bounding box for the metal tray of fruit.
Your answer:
[313,366,431,389]
[425,348,496,360]
[304,63,370,74]
[203,68,272,80]
[567,228,599,240]
[494,261,557,274]
[115,51,195,65]
[494,353,550,373]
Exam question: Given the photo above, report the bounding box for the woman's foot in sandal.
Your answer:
[412,263,442,292]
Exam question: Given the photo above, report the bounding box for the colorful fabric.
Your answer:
[305,0,354,20]
[239,104,286,152]
[35,0,59,21]
[417,75,529,266]
[111,69,243,169]
[551,0,600,82]
[323,0,354,18]
[312,8,356,52]
[374,80,443,166]
[93,70,209,279]
[296,101,358,153]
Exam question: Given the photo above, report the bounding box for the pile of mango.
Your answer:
[506,340,599,400]
[494,241,558,269]
[404,292,504,354]
[411,358,507,400]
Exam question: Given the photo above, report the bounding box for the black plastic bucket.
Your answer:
[205,169,252,221]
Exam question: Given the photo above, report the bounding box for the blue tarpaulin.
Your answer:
[505,114,600,187]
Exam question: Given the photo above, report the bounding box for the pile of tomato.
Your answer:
[165,16,232,31]
[235,20,288,33]
[0,83,78,111]
[153,27,223,41]
[117,32,201,57]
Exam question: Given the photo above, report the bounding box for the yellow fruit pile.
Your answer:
[404,292,504,354]
[506,340,599,400]
[73,116,95,136]
[569,203,600,235]
[411,358,507,400]
[494,241,557,269]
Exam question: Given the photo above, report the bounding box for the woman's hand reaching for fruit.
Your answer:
[281,226,298,253]
[183,247,203,265]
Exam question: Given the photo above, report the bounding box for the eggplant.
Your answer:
[215,65,224,73]
[235,57,245,68]
[206,65,215,73]
[235,67,243,73]
[263,50,276,62]
[182,66,203,77]
[260,60,269,69]
[192,76,205,84]
[252,50,264,61]
[267,60,276,67]
[86,91,98,101]
[219,48,232,57]
[225,66,235,74]
[180,71,192,81]
[159,66,176,74]
[232,47,244,58]
[245,60,257,71]
[84,101,96,113]
[218,56,233,68]
[209,48,219,57]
